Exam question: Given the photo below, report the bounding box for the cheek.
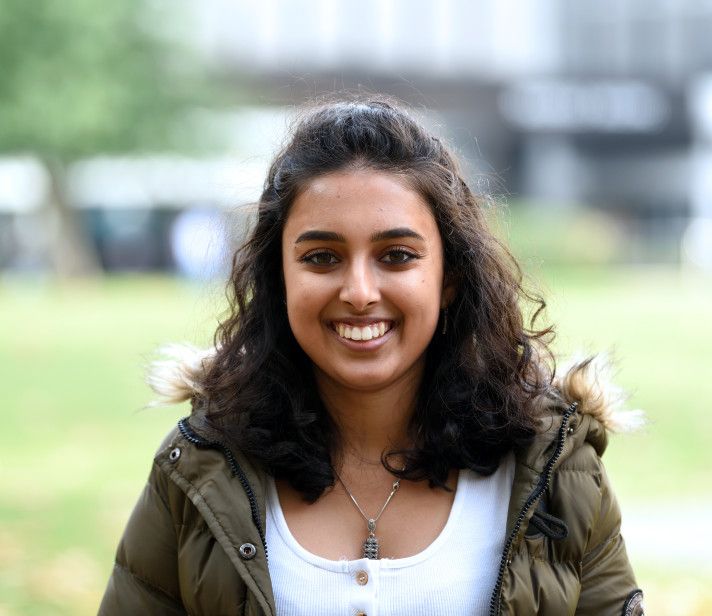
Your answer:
[283,262,305,304]
[394,270,443,316]
[284,274,330,335]
[286,274,324,303]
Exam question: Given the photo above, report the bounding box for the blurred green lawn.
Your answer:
[1,267,711,615]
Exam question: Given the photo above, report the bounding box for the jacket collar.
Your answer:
[154,420,276,616]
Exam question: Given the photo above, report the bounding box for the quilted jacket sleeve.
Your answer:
[98,462,187,616]
[576,457,643,616]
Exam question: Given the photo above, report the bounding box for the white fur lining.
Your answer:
[554,354,646,433]
[145,344,216,406]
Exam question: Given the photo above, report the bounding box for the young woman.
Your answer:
[99,99,644,615]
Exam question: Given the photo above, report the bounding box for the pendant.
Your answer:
[363,533,379,559]
[362,519,379,559]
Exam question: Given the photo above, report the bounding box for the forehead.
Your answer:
[284,169,439,237]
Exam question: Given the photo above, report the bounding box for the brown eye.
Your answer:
[301,251,339,266]
[381,249,418,264]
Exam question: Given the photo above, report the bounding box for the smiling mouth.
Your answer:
[331,321,394,341]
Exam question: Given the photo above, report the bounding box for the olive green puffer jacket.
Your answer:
[99,359,644,616]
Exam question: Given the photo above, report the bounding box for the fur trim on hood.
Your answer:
[145,344,217,407]
[146,345,644,433]
[554,354,645,433]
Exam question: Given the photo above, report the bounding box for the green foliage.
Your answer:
[0,0,209,160]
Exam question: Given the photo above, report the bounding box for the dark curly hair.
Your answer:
[198,97,554,502]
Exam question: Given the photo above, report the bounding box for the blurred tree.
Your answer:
[0,0,214,275]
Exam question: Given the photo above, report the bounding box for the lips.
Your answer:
[331,320,394,341]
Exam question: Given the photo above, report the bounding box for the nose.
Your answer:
[339,258,380,311]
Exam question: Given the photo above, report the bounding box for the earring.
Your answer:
[441,307,448,335]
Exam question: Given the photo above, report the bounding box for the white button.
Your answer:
[355,570,369,585]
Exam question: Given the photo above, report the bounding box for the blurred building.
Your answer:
[192,0,712,264]
[2,0,711,272]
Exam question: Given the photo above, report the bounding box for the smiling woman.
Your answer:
[283,170,450,396]
[99,99,644,615]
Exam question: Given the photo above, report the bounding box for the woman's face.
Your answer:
[281,168,453,394]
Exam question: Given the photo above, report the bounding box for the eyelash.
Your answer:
[381,248,420,264]
[299,247,420,266]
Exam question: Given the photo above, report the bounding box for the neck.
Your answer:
[315,367,423,466]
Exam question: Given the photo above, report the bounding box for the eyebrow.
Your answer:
[295,227,425,244]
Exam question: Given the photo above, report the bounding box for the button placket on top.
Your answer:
[350,558,379,616]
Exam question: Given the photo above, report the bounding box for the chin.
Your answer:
[339,375,395,392]
[322,367,399,392]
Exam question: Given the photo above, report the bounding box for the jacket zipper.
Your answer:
[177,417,268,559]
[488,401,578,616]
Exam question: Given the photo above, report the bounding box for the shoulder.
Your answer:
[139,421,222,524]
[149,414,270,519]
[151,415,264,489]
[476,357,644,614]
[513,354,644,533]
[521,355,643,543]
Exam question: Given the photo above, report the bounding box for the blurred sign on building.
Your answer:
[2,0,712,272]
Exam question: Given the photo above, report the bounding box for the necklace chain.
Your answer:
[340,475,400,525]
[334,470,401,559]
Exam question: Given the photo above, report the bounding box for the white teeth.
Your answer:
[334,321,391,341]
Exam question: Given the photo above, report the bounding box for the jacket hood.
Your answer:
[146,344,645,434]
[553,354,644,433]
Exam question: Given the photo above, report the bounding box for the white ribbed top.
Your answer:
[266,453,515,616]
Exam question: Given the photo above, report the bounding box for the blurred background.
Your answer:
[1,0,711,614]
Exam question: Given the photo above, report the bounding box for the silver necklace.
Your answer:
[335,471,401,560]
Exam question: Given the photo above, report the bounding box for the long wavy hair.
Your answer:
[198,98,554,501]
